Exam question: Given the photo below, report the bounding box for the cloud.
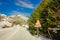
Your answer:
[10,11,29,16]
[15,0,35,9]
[10,11,24,15]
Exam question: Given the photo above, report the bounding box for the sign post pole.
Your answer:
[35,20,41,37]
[36,27,39,36]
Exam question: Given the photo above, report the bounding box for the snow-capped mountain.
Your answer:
[0,14,29,28]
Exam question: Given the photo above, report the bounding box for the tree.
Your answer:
[28,0,60,39]
[28,0,52,36]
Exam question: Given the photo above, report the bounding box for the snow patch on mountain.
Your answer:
[0,14,29,28]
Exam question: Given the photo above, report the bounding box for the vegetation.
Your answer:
[28,0,60,40]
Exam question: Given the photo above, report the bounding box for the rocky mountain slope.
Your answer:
[0,14,28,28]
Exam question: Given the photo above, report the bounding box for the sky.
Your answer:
[0,0,41,17]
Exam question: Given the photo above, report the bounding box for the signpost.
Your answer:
[35,20,41,37]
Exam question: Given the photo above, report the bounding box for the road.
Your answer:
[0,25,43,40]
[0,25,51,40]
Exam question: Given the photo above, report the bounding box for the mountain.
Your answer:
[0,14,29,28]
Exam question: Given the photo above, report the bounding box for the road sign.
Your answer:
[35,20,41,27]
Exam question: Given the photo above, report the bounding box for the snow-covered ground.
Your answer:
[0,25,43,40]
[0,21,12,28]
[0,25,51,40]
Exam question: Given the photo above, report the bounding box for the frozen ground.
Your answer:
[0,25,51,40]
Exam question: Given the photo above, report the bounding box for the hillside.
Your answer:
[0,14,28,28]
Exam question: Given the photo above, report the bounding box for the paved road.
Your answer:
[0,25,43,40]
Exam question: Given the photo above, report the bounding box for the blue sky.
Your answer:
[0,0,41,16]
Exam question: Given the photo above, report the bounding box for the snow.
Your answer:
[0,24,51,40]
[0,14,6,17]
[0,14,28,28]
[22,24,29,28]
[0,21,12,28]
[0,25,43,40]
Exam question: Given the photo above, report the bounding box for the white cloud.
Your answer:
[10,11,29,16]
[15,0,35,9]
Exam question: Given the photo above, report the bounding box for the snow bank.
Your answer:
[0,21,12,28]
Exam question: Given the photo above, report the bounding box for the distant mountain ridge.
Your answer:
[0,14,29,28]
